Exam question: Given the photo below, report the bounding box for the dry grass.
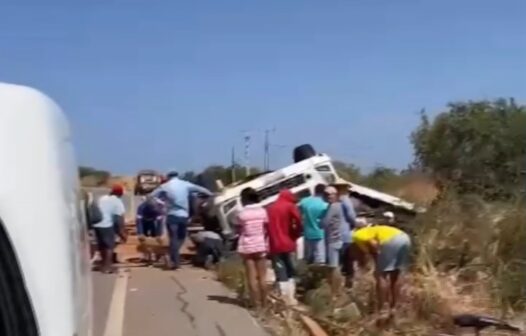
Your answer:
[216,194,526,335]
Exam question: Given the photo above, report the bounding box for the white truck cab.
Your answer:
[0,83,92,336]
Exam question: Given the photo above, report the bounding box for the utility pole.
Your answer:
[231,146,236,183]
[243,132,251,176]
[263,127,276,171]
[264,129,270,171]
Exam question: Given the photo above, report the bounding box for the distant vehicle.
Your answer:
[0,83,91,336]
[135,169,163,195]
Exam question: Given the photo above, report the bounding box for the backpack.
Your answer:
[86,193,103,227]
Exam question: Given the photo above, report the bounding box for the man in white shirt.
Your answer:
[93,184,127,273]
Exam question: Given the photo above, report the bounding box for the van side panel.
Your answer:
[0,83,92,336]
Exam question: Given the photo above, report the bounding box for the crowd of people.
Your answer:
[88,173,411,317]
[235,182,412,316]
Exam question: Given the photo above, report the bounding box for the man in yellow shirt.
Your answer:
[352,225,411,315]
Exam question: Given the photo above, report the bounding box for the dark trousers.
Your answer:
[272,252,296,282]
[166,215,188,267]
[194,238,224,266]
[340,242,354,278]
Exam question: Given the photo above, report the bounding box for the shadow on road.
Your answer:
[207,295,245,308]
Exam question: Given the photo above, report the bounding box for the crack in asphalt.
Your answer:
[171,276,197,331]
[215,323,227,336]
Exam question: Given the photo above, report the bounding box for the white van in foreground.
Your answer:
[0,83,92,336]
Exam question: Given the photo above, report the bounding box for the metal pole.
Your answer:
[244,133,250,176]
[264,129,269,171]
[231,146,236,183]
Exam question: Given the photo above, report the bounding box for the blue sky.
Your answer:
[1,1,525,174]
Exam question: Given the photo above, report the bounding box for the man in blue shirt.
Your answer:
[152,171,213,269]
[335,182,357,286]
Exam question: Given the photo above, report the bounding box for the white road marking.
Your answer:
[103,268,129,336]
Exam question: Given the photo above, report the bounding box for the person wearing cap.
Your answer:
[151,171,213,269]
[92,184,128,274]
[322,185,345,296]
[351,225,411,315]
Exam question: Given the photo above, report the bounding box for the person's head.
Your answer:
[110,184,124,198]
[334,182,350,196]
[314,183,326,197]
[278,189,296,203]
[349,242,367,267]
[240,187,260,206]
[166,171,179,180]
[383,211,395,224]
[324,186,339,203]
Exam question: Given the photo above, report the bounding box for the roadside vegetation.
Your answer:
[217,99,526,335]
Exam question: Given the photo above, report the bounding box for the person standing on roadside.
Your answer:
[322,186,345,296]
[235,187,269,309]
[334,182,357,287]
[93,184,128,274]
[151,171,213,270]
[299,184,328,265]
[267,189,302,305]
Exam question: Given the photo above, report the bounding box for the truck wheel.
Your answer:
[293,144,316,163]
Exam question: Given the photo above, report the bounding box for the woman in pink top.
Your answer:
[236,187,269,308]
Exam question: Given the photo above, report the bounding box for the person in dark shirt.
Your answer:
[136,195,164,263]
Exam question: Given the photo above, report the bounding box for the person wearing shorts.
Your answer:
[93,184,127,274]
[299,184,328,265]
[322,186,344,297]
[352,225,411,315]
[235,187,269,308]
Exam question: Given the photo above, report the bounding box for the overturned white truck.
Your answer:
[203,144,422,239]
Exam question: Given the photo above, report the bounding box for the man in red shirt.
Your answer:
[267,189,302,305]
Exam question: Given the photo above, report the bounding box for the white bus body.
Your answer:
[209,153,420,237]
[211,154,338,236]
[0,83,92,336]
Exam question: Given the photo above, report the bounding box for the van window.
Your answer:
[0,218,39,336]
[294,189,311,201]
[315,165,336,184]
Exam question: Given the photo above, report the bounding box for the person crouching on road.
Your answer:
[351,225,411,316]
[151,171,213,270]
[93,184,128,274]
[236,187,269,309]
[299,184,328,265]
[322,186,345,297]
[136,195,165,264]
[267,189,302,305]
[190,228,224,269]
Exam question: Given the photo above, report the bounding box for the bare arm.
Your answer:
[187,182,213,197]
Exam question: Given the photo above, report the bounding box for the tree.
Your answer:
[362,166,403,192]
[185,164,262,191]
[411,99,526,199]
[333,160,363,182]
[79,166,111,187]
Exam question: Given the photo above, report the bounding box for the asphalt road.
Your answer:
[92,266,268,336]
